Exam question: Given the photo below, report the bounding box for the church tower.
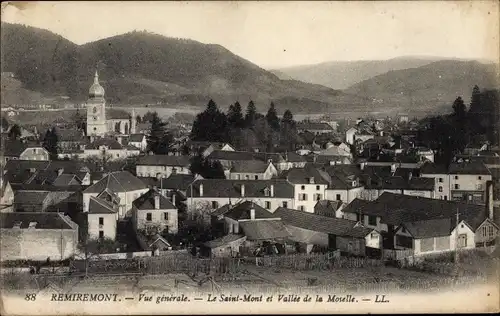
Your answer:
[86,71,107,137]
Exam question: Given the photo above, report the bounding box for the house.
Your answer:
[13,185,84,213]
[206,150,289,172]
[212,201,290,255]
[202,234,247,258]
[132,189,178,235]
[0,212,79,261]
[227,160,278,180]
[420,161,493,203]
[297,122,335,135]
[3,140,49,163]
[53,128,87,151]
[281,166,330,213]
[341,192,497,251]
[128,134,148,152]
[0,173,14,212]
[274,207,381,256]
[314,200,344,218]
[282,152,307,169]
[201,142,235,158]
[84,137,140,160]
[186,179,295,212]
[136,155,191,178]
[87,195,118,240]
[83,171,149,218]
[317,142,352,158]
[394,215,499,256]
[362,176,435,200]
[323,165,364,204]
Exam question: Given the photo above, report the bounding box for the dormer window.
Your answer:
[309,177,315,184]
[264,188,270,197]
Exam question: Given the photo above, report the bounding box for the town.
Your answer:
[1,69,499,294]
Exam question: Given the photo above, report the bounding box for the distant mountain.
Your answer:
[270,57,447,90]
[345,60,499,112]
[1,23,366,113]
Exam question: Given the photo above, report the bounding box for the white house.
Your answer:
[228,160,278,180]
[128,134,148,152]
[87,195,118,240]
[345,127,357,145]
[281,167,329,213]
[83,171,149,218]
[136,155,191,178]
[132,189,178,234]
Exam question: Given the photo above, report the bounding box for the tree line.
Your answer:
[417,85,499,165]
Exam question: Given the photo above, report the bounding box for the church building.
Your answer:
[86,71,137,138]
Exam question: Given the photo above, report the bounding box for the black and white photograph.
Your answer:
[0,1,499,314]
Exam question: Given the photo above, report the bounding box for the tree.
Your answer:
[227,101,244,129]
[42,127,59,160]
[245,100,257,128]
[77,237,122,277]
[280,110,298,151]
[136,115,142,124]
[147,112,172,154]
[452,97,467,119]
[190,99,229,142]
[189,153,226,179]
[8,124,21,140]
[72,109,86,131]
[266,102,280,131]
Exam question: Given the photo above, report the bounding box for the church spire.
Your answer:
[94,70,99,85]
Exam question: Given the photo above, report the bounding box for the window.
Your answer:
[164,212,169,221]
[476,184,484,190]
[265,201,271,209]
[478,176,482,180]
[438,186,443,192]
[454,184,460,190]
[438,178,443,183]
[99,217,104,226]
[370,233,377,239]
[245,175,249,180]
[444,196,448,200]
[211,201,219,209]
[146,213,152,221]
[301,185,305,190]
[298,206,306,212]
[282,202,288,208]
[99,231,104,239]
[336,194,341,201]
[455,176,459,180]
[255,175,259,180]
[316,185,320,191]
[299,193,308,201]
[368,215,377,226]
[264,189,270,197]
[315,194,322,201]
[401,227,406,233]
[457,234,467,248]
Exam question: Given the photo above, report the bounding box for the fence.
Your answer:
[382,248,414,261]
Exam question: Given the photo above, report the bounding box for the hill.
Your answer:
[1,23,366,113]
[270,57,444,90]
[345,60,499,112]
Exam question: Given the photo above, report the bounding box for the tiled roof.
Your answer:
[84,171,147,193]
[231,160,270,173]
[239,220,290,240]
[275,207,367,237]
[88,196,116,214]
[136,155,190,167]
[364,176,434,191]
[224,201,279,221]
[160,174,196,190]
[211,203,233,217]
[342,192,487,231]
[14,191,49,205]
[420,162,449,174]
[106,108,130,119]
[3,140,28,156]
[297,122,334,131]
[448,162,491,175]
[54,128,86,142]
[132,189,176,210]
[129,134,146,142]
[187,179,294,198]
[203,234,246,248]
[86,138,123,150]
[282,152,307,163]
[402,218,453,238]
[207,150,285,163]
[314,200,343,217]
[52,174,80,186]
[281,166,330,185]
[0,212,76,229]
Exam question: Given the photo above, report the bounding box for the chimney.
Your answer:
[408,172,413,181]
[58,168,64,176]
[486,180,494,220]
[154,193,160,209]
[360,162,366,170]
[270,184,274,197]
[250,206,255,220]
[171,193,176,206]
[309,177,315,184]
[390,163,396,174]
[241,184,245,197]
[199,183,204,197]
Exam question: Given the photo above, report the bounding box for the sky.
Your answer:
[2,1,499,69]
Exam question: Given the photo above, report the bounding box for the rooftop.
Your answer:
[136,155,191,167]
[224,201,280,221]
[0,212,76,229]
[187,179,294,198]
[84,171,147,194]
[132,189,176,210]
